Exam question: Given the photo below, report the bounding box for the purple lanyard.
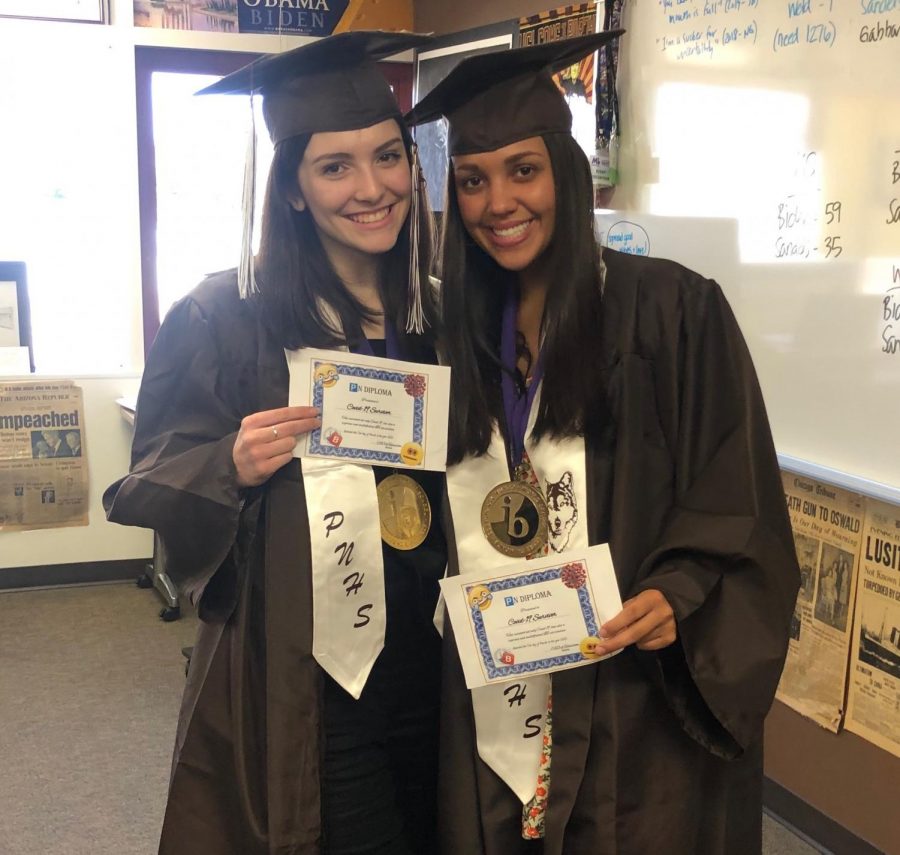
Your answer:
[500,284,543,471]
[350,321,401,359]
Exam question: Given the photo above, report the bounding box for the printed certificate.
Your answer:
[440,545,623,689]
[287,347,450,471]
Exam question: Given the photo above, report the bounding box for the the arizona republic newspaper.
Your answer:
[845,498,900,759]
[0,381,88,531]
[777,471,863,731]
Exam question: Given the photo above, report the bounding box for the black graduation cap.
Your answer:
[197,30,434,144]
[406,30,625,156]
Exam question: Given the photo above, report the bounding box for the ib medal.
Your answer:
[480,480,548,558]
[377,473,431,551]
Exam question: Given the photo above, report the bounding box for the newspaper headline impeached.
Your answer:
[0,381,88,531]
[845,498,900,759]
[776,470,863,731]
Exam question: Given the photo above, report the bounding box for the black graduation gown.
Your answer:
[103,270,446,855]
[437,249,801,855]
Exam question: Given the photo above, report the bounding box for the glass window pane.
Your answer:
[0,23,143,374]
[152,73,273,319]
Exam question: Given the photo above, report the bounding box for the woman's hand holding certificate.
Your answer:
[232,405,322,487]
[597,589,677,654]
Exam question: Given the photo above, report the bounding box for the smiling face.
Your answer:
[452,136,556,274]
[293,118,411,267]
[467,585,493,611]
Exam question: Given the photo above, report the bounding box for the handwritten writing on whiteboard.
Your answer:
[766,143,899,267]
[883,283,900,356]
[654,0,858,60]
[859,18,900,43]
[770,151,847,263]
[773,20,836,52]
[884,149,900,230]
[881,147,900,356]
[656,21,759,61]
[606,221,651,256]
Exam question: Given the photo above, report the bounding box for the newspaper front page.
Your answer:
[845,498,900,758]
[0,381,88,531]
[776,470,863,731]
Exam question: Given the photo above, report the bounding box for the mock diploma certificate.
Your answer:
[287,348,450,471]
[440,545,623,689]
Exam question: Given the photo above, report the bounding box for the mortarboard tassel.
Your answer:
[238,94,259,299]
[405,142,425,334]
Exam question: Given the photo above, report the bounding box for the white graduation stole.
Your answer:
[288,318,387,700]
[302,456,386,699]
[444,382,589,803]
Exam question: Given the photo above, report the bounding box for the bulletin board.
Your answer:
[601,0,900,496]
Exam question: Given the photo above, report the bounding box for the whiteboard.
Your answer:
[604,0,900,495]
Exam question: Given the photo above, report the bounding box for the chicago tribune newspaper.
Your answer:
[845,498,900,759]
[0,381,88,531]
[776,470,863,731]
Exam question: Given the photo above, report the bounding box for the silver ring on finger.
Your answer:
[272,427,279,439]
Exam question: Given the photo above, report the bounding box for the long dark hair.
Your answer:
[255,121,438,356]
[440,132,605,464]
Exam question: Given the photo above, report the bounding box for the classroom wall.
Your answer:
[766,702,900,854]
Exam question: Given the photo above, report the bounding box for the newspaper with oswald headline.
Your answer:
[0,381,88,531]
[776,470,864,732]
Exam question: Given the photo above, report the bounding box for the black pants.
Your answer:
[321,624,441,855]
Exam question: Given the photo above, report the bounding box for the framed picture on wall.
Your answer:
[0,262,34,372]
[0,0,108,24]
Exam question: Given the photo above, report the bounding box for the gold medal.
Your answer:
[376,474,432,551]
[480,480,548,558]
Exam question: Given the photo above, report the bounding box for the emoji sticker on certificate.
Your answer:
[439,545,624,688]
[287,347,451,471]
